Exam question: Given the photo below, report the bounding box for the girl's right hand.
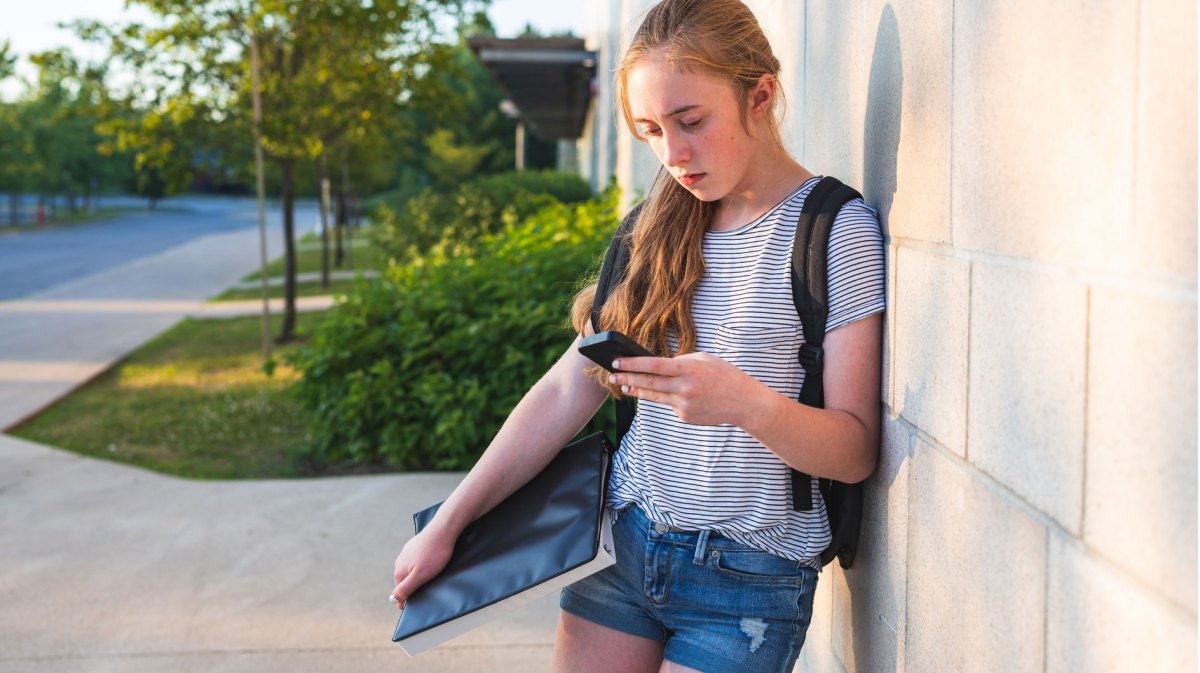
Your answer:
[391,526,456,611]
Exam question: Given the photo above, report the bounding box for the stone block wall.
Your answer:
[582,1,1197,670]
[756,1,1197,671]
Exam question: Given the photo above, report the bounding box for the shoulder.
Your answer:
[831,197,882,240]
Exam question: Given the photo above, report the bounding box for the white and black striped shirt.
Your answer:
[609,176,886,565]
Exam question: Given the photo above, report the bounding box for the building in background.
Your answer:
[575,2,1198,672]
[470,37,597,173]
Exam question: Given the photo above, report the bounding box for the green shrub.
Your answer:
[369,170,593,263]
[292,191,618,471]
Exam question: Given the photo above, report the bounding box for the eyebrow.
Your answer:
[632,104,701,124]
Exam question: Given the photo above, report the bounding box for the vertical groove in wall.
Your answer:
[903,425,916,673]
[963,259,972,462]
[948,0,956,249]
[1130,0,1142,261]
[1041,533,1051,673]
[1079,287,1092,538]
[802,0,809,164]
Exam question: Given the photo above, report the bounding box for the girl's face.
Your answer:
[625,52,768,205]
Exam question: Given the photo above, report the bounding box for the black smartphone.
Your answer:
[578,331,654,372]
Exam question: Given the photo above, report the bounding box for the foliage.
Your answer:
[76,0,485,341]
[0,48,134,219]
[291,192,619,471]
[370,169,593,262]
[392,36,524,189]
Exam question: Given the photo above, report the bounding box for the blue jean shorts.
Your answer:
[560,505,819,673]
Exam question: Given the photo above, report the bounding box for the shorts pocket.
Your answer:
[710,546,809,585]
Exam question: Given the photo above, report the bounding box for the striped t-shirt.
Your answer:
[608,176,886,565]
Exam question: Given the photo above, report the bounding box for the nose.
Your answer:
[660,130,691,168]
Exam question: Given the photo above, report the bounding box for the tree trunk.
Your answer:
[334,160,347,268]
[342,161,354,268]
[8,192,16,226]
[318,154,331,289]
[277,158,298,343]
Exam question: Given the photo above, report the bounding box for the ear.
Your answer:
[749,73,776,115]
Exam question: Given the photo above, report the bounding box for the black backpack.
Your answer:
[590,176,868,569]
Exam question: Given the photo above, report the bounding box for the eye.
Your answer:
[680,117,703,130]
[639,125,662,138]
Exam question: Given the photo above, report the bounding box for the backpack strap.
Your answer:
[591,203,644,446]
[789,176,863,511]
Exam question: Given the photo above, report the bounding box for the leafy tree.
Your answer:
[0,48,133,223]
[78,0,483,342]
[0,41,14,81]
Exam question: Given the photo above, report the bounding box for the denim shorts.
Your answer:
[560,506,818,673]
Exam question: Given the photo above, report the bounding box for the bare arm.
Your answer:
[392,334,609,607]
[610,313,882,483]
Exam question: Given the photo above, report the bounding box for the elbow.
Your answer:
[840,449,877,484]
[831,413,880,484]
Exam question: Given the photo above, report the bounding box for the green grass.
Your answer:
[10,312,377,480]
[210,231,387,302]
[215,278,363,301]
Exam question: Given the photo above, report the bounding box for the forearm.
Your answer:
[736,383,878,483]
[422,342,607,540]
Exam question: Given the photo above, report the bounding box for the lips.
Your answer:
[677,173,705,187]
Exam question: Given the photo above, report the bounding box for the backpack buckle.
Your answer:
[799,343,824,371]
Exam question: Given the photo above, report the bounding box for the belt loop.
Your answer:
[693,530,711,565]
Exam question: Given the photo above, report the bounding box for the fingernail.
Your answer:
[389,594,399,604]
[621,385,630,394]
[611,359,621,370]
[608,374,617,384]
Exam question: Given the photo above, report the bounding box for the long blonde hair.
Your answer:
[572,0,786,394]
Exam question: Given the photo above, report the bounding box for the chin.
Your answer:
[680,184,723,203]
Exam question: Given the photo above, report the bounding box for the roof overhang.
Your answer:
[468,37,597,140]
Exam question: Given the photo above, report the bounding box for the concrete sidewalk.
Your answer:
[0,435,558,673]
[0,225,560,672]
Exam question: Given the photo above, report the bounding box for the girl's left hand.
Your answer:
[610,353,760,426]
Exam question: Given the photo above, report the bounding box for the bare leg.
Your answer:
[552,612,664,673]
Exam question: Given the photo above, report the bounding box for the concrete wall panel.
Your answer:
[863,0,952,244]
[1085,287,1198,612]
[1047,534,1198,673]
[951,0,1138,270]
[804,1,868,186]
[1134,0,1198,281]
[894,247,969,455]
[968,263,1087,531]
[831,414,912,673]
[906,442,1046,673]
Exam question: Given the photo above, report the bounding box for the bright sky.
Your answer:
[0,0,584,99]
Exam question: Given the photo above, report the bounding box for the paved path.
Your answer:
[0,205,560,672]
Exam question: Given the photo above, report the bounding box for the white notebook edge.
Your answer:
[396,513,617,657]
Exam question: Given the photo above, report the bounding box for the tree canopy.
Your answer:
[75,0,487,340]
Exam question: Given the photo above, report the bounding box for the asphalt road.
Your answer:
[0,196,319,301]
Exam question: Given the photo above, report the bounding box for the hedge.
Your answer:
[369,170,594,263]
[291,190,618,470]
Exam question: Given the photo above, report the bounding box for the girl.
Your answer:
[392,1,885,671]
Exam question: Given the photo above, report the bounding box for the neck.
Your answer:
[712,147,813,231]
